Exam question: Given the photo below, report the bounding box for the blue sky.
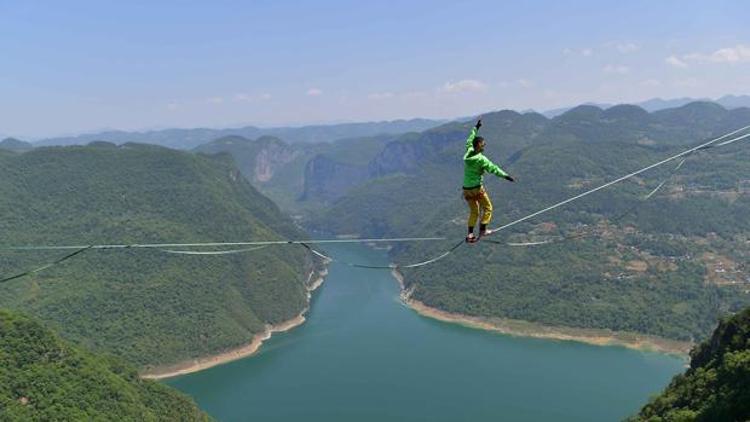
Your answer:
[1,0,749,138]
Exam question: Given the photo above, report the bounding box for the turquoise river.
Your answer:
[168,243,685,421]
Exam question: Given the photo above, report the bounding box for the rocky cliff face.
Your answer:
[195,135,304,185]
[252,137,302,183]
[368,111,547,178]
[368,136,434,177]
[301,154,371,202]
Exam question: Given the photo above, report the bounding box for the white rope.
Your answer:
[644,180,668,200]
[674,157,688,171]
[159,245,269,255]
[717,136,748,147]
[300,239,466,269]
[506,240,554,247]
[2,237,447,252]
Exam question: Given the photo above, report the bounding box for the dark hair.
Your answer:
[473,136,484,149]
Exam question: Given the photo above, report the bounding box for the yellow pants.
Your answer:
[463,186,493,227]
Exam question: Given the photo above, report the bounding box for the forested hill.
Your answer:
[631,306,750,421]
[0,137,33,153]
[310,102,750,343]
[0,309,211,421]
[0,142,316,369]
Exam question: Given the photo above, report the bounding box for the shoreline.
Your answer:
[391,269,692,357]
[142,267,328,380]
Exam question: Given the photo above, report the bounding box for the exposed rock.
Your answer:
[301,155,371,202]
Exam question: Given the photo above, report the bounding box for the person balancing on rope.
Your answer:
[463,118,514,243]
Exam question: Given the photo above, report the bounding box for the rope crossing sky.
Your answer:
[2,124,749,281]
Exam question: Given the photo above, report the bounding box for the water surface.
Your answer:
[169,244,683,421]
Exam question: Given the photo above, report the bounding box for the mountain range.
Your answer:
[5,96,746,150]
[0,137,34,153]
[32,119,443,149]
[541,94,750,117]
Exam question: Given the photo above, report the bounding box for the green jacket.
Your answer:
[463,127,508,188]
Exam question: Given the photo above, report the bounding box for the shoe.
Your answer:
[479,228,492,238]
[465,233,478,243]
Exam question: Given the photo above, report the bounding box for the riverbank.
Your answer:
[142,267,328,380]
[392,269,692,356]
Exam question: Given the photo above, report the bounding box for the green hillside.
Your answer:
[311,103,750,342]
[630,306,750,421]
[0,143,316,369]
[0,309,211,421]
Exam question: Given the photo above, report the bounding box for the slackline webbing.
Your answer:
[1,237,447,251]
[0,246,92,283]
[298,239,467,269]
[159,245,270,255]
[0,238,446,283]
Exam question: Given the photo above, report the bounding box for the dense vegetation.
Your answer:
[308,102,750,342]
[0,309,210,421]
[631,306,750,421]
[0,143,317,369]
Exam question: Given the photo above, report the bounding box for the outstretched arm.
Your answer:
[481,156,514,181]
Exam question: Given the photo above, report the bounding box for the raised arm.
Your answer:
[465,119,482,153]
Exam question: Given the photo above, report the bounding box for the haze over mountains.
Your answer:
[5,96,744,153]
[541,94,750,117]
[32,119,443,149]
[0,137,33,152]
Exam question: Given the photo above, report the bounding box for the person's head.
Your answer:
[473,136,485,153]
